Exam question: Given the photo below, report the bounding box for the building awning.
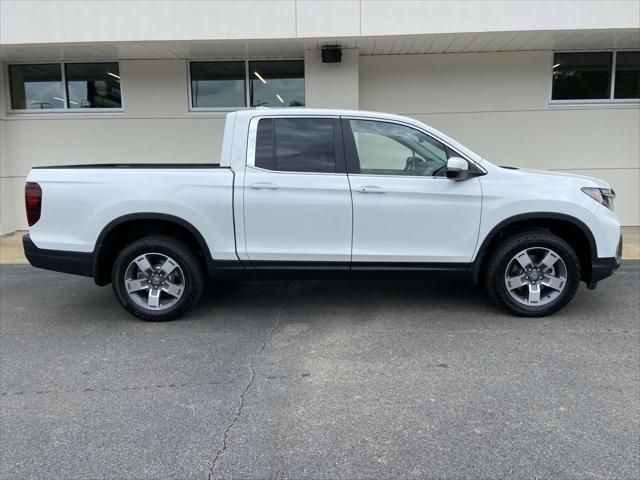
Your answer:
[2,29,639,63]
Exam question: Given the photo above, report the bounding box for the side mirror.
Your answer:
[446,157,470,180]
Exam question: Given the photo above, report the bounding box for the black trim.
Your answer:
[248,260,470,280]
[92,212,243,282]
[208,260,251,280]
[333,117,348,174]
[23,234,94,277]
[340,118,361,174]
[476,213,598,261]
[587,235,622,289]
[251,261,349,279]
[32,164,223,169]
[588,257,621,289]
[351,262,470,279]
[470,212,599,287]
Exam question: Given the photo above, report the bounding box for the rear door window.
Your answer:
[255,118,338,173]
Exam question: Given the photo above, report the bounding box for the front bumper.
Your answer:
[587,235,622,289]
[23,234,94,277]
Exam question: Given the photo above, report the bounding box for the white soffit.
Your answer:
[1,30,638,62]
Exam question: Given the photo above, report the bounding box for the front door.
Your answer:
[242,116,352,271]
[343,118,482,265]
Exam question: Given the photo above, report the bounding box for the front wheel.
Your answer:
[112,236,205,321]
[484,231,581,317]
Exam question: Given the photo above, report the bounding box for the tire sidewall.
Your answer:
[112,237,203,321]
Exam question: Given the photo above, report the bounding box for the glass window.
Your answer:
[349,120,450,177]
[275,118,334,172]
[249,60,305,107]
[552,52,612,100]
[190,61,246,108]
[9,64,64,110]
[255,118,335,172]
[65,63,121,108]
[255,118,275,170]
[615,51,640,99]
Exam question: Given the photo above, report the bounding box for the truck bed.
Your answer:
[26,165,237,261]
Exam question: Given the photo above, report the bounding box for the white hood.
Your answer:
[501,167,611,189]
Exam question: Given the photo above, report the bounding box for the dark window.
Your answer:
[615,51,640,99]
[552,52,612,100]
[255,118,335,172]
[255,118,275,170]
[190,61,246,108]
[9,64,64,110]
[275,118,334,172]
[249,60,305,107]
[65,63,121,108]
[9,63,124,110]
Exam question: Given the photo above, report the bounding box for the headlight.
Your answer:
[582,187,615,210]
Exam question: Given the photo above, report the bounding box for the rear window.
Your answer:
[255,118,336,173]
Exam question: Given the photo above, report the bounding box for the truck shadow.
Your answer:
[2,265,623,329]
[194,278,498,322]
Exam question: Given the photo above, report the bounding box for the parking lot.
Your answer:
[1,262,639,479]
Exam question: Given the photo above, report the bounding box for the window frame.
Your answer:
[549,49,640,106]
[188,59,249,111]
[246,115,347,175]
[341,117,482,179]
[6,60,125,114]
[187,59,305,112]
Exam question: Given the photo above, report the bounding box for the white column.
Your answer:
[304,49,359,110]
[0,64,19,235]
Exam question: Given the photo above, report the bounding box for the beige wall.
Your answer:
[304,49,359,110]
[359,51,640,226]
[0,59,227,233]
[1,50,639,233]
[2,1,638,45]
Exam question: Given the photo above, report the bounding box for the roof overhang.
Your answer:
[1,29,638,63]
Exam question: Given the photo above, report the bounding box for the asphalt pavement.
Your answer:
[1,262,639,479]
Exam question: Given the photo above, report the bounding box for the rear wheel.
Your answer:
[112,236,204,321]
[484,230,581,317]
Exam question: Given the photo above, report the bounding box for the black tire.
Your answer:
[111,236,205,321]
[484,230,581,317]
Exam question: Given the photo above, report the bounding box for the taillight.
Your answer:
[25,182,42,226]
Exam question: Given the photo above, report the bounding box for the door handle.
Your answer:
[357,186,386,194]
[249,182,280,190]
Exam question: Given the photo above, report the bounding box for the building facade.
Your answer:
[1,0,639,234]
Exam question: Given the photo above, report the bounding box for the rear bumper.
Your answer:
[587,235,622,289]
[23,234,94,277]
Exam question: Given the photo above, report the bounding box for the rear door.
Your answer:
[343,117,482,265]
[241,116,352,272]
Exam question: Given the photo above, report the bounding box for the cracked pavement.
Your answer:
[1,263,639,479]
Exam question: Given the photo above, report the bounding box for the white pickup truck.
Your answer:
[23,108,622,321]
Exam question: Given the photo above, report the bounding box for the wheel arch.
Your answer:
[471,212,597,286]
[92,213,213,286]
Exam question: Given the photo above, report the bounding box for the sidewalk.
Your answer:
[2,227,639,264]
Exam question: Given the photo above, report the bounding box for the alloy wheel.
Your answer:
[504,247,568,306]
[124,252,185,310]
